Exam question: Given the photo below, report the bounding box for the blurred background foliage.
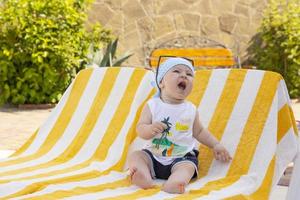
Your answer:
[0,0,112,105]
[247,0,300,98]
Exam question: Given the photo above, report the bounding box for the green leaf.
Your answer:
[99,41,113,67]
[112,53,133,67]
[110,38,118,60]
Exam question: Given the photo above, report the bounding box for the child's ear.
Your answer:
[158,81,164,89]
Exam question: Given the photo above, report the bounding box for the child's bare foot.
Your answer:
[129,167,153,189]
[162,182,186,194]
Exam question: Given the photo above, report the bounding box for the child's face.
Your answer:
[159,64,194,103]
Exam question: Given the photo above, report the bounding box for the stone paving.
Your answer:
[0,106,52,150]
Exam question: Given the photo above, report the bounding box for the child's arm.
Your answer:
[136,104,167,140]
[193,112,232,162]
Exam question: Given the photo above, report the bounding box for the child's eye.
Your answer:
[173,70,180,73]
[187,73,193,77]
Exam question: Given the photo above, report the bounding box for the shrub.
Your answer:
[247,0,300,98]
[0,0,112,105]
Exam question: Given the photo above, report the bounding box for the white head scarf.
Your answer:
[154,57,195,97]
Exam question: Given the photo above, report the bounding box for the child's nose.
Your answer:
[180,73,187,78]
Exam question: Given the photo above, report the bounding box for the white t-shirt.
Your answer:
[144,97,197,165]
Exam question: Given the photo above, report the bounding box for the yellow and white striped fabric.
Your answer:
[0,67,298,199]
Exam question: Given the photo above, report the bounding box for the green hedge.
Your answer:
[247,0,300,98]
[0,0,112,105]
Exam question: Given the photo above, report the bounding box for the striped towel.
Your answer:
[0,67,298,199]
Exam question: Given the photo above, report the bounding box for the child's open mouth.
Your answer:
[178,81,186,90]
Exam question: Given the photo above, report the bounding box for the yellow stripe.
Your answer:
[277,104,293,142]
[170,71,280,199]
[223,195,249,200]
[224,157,276,200]
[84,76,154,176]
[199,70,247,178]
[2,170,102,199]
[56,68,121,161]
[167,176,243,200]
[187,70,212,107]
[11,129,39,157]
[19,179,131,200]
[0,69,93,168]
[227,72,280,176]
[103,187,161,200]
[289,106,299,136]
[248,157,275,199]
[151,60,235,68]
[108,89,155,172]
[151,48,233,56]
[0,68,121,177]
[92,69,147,161]
[149,48,235,68]
[194,59,234,67]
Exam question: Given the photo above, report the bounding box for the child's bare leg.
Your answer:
[128,151,153,189]
[162,162,195,194]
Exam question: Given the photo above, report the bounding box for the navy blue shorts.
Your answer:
[142,149,199,180]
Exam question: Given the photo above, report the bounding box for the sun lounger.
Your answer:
[149,48,239,69]
[146,36,240,69]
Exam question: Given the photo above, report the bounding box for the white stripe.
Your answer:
[0,69,106,174]
[0,165,95,197]
[58,68,135,165]
[248,91,277,190]
[92,71,153,171]
[0,150,14,160]
[198,69,230,127]
[138,190,178,200]
[195,174,257,200]
[274,127,298,186]
[206,70,264,179]
[278,80,290,109]
[145,70,264,197]
[22,80,72,156]
[195,86,278,199]
[10,171,127,199]
[63,186,139,200]
[275,79,298,187]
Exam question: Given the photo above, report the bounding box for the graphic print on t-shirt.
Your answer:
[151,117,189,156]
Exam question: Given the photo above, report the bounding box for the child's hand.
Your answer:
[149,122,167,136]
[213,143,232,162]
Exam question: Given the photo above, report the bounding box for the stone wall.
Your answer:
[88,0,268,67]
